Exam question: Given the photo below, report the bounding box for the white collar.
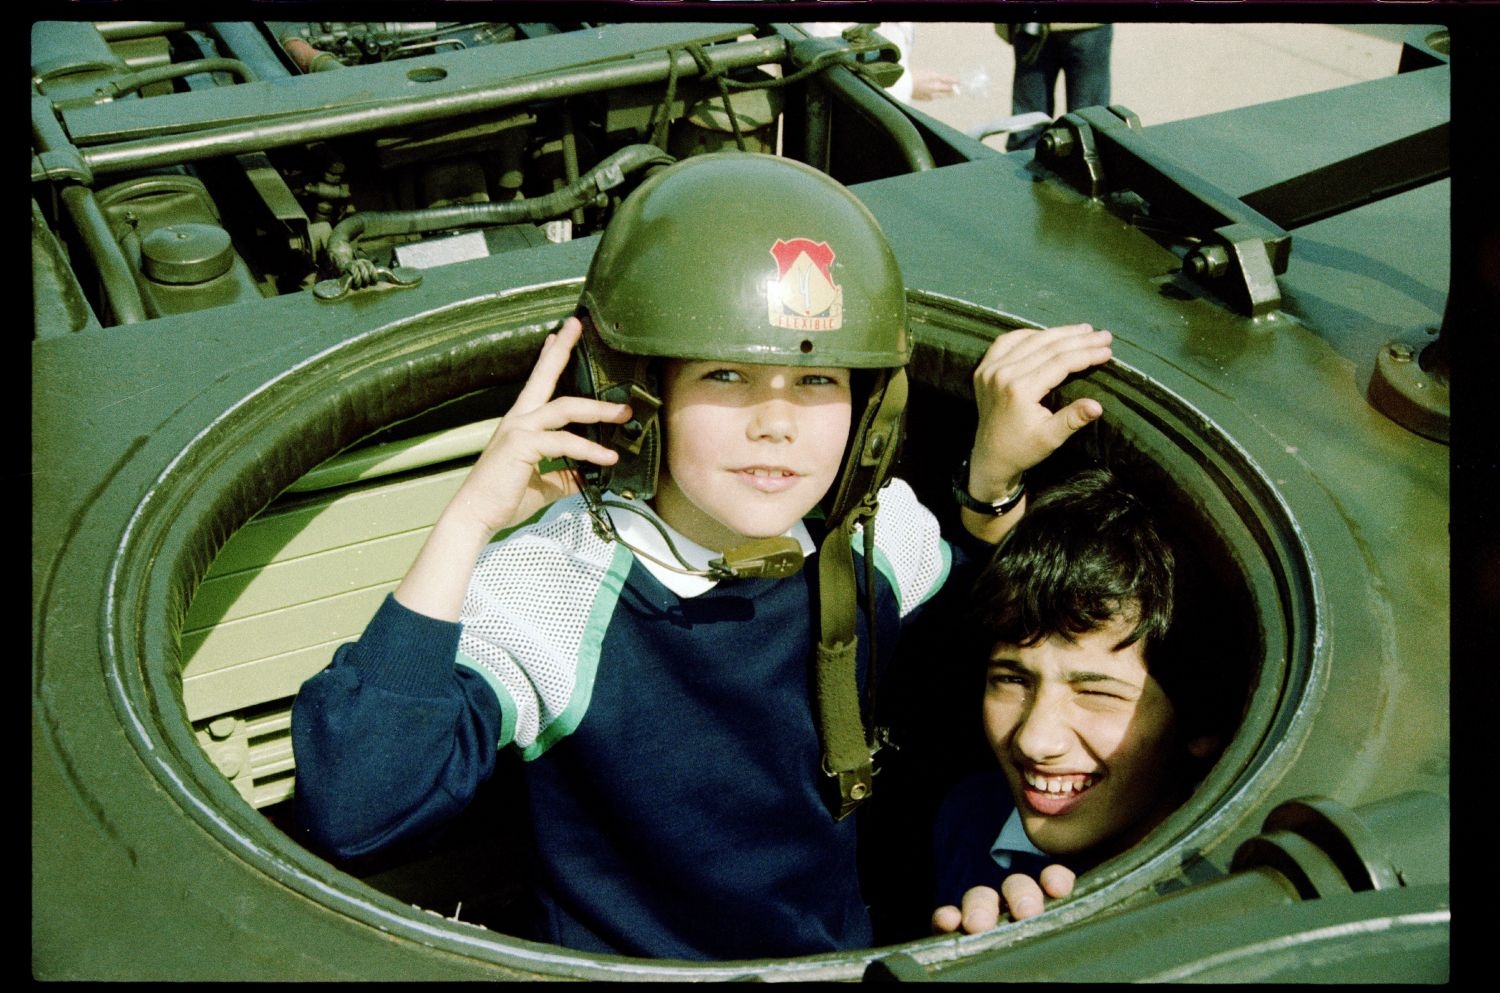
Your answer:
[990,808,1046,870]
[604,494,817,599]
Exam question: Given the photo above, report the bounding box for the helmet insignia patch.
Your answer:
[768,238,844,331]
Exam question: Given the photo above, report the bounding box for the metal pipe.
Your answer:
[110,57,258,96]
[95,22,187,41]
[561,105,584,229]
[209,23,294,82]
[58,185,147,325]
[80,36,788,177]
[326,143,675,274]
[814,62,935,173]
[48,58,260,112]
[802,77,833,173]
[280,36,345,74]
[31,95,144,324]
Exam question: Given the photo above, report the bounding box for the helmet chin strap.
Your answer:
[815,367,908,820]
[578,486,805,580]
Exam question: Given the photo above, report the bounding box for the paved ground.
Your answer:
[893,21,1415,149]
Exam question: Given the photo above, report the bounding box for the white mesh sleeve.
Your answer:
[457,498,629,755]
[860,478,953,617]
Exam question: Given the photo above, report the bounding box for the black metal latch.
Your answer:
[1033,104,1447,319]
[1034,105,1291,317]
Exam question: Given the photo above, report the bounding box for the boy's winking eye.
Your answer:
[985,655,1146,704]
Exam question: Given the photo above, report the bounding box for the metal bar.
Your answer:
[96,21,187,41]
[79,35,788,176]
[1239,124,1449,231]
[814,62,935,173]
[209,22,294,82]
[32,94,147,324]
[1060,106,1290,270]
[802,76,833,173]
[59,185,147,325]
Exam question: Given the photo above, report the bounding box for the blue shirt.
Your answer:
[931,769,1062,909]
[293,480,957,960]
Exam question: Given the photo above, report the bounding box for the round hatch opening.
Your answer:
[116,286,1317,979]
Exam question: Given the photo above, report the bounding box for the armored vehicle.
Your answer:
[33,16,1451,981]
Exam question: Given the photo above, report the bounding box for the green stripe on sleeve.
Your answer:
[519,540,634,761]
[864,535,953,616]
[456,649,518,750]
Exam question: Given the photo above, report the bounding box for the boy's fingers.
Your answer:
[977,323,1107,370]
[993,338,1113,400]
[533,430,620,468]
[959,886,1002,934]
[481,399,628,464]
[1051,396,1104,438]
[493,416,625,467]
[999,397,1103,476]
[1000,874,1047,921]
[522,395,633,431]
[930,905,963,934]
[513,317,584,412]
[974,329,1112,408]
[1039,864,1077,900]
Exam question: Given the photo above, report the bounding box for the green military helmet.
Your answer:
[573,151,911,509]
[580,151,910,368]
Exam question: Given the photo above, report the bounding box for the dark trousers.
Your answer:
[1007,25,1114,151]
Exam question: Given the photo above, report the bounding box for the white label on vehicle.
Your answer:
[395,231,490,269]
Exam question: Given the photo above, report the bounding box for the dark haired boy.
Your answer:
[931,467,1228,933]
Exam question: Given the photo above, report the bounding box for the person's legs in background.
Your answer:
[1006,25,1113,152]
[1061,24,1114,113]
[1006,26,1061,151]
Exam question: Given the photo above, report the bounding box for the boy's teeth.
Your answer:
[1025,771,1097,794]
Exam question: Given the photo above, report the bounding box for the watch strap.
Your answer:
[952,459,1026,515]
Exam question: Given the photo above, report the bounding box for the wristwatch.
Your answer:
[951,459,1026,516]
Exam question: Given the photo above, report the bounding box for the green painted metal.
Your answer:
[32,18,1449,981]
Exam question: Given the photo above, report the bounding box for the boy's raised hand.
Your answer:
[930,864,1077,934]
[969,323,1113,493]
[961,324,1112,542]
[452,316,631,538]
[394,316,632,621]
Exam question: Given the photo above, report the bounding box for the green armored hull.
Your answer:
[33,17,1451,981]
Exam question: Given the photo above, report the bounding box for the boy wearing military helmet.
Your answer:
[292,153,1112,959]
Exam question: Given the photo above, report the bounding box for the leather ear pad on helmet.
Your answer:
[823,367,908,522]
[568,314,662,501]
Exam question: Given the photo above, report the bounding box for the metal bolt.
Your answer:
[1187,245,1230,278]
[1387,342,1415,363]
[1038,128,1074,158]
[211,743,244,778]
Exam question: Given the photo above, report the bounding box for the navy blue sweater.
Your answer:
[292,482,958,960]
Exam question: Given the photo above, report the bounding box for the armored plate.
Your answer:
[32,18,1451,981]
